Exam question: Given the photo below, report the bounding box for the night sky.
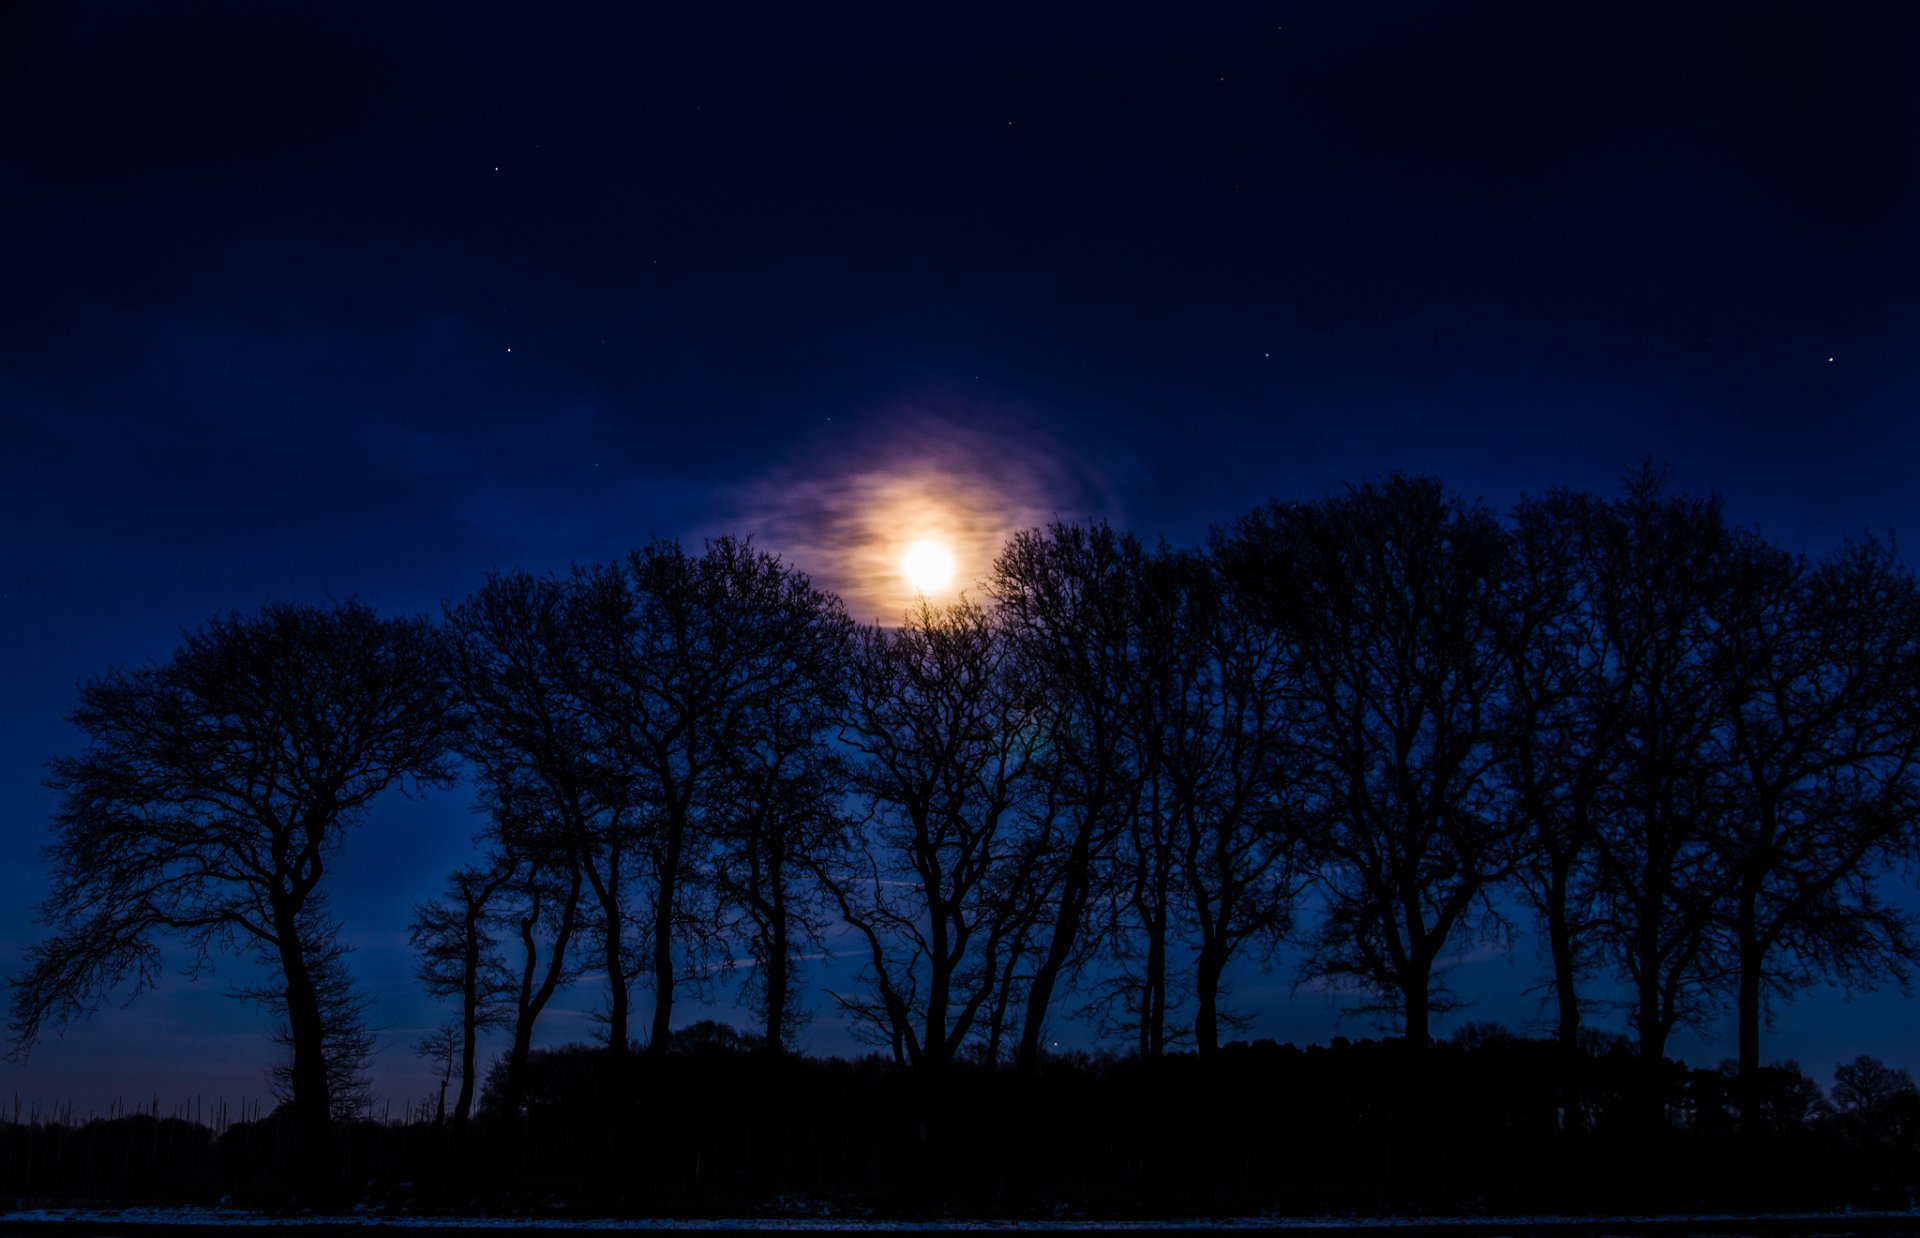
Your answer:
[4,2,1919,1114]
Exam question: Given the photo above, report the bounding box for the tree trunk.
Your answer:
[760,848,791,1051]
[1403,977,1430,1057]
[1736,900,1763,1105]
[273,909,334,1197]
[1633,972,1670,1205]
[649,812,686,1058]
[1546,871,1580,1057]
[1017,839,1092,1073]
[502,1011,536,1120]
[454,907,483,1122]
[1194,937,1229,1058]
[501,871,579,1118]
[1542,862,1581,1134]
[764,880,789,1055]
[455,968,479,1122]
[501,913,542,1120]
[1734,892,1767,1198]
[603,890,630,1055]
[1144,901,1168,1060]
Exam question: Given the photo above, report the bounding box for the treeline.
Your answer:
[13,469,1920,1204]
[3,1031,1919,1215]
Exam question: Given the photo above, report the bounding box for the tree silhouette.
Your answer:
[1499,490,1629,1066]
[1705,533,1920,1117]
[1581,475,1739,1188]
[570,537,849,1057]
[704,556,854,1054]
[989,524,1147,1072]
[1242,479,1518,1059]
[256,912,377,1123]
[445,571,645,1055]
[823,598,1050,1071]
[411,862,515,1122]
[12,600,453,1167]
[488,807,585,1119]
[1178,539,1314,1057]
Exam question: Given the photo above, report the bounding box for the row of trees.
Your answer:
[15,471,1920,1162]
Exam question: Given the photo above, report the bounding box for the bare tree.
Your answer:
[411,861,515,1122]
[1581,474,1740,1170]
[1179,539,1314,1057]
[1499,490,1630,1062]
[446,571,645,1054]
[707,566,856,1054]
[256,904,378,1123]
[416,1021,459,1125]
[1705,533,1920,1115]
[11,600,453,1158]
[1235,479,1518,1059]
[488,806,585,1119]
[571,536,850,1057]
[989,523,1147,1072]
[823,599,1051,1072]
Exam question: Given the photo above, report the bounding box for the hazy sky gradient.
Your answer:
[4,1,1919,1114]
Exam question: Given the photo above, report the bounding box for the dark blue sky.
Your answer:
[4,2,1919,1114]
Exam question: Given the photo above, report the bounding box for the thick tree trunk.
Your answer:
[1194,938,1229,1058]
[1403,977,1431,1063]
[272,908,334,1197]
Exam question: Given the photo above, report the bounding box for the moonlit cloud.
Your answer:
[723,405,1119,624]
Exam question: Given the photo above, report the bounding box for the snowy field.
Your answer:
[4,1210,1920,1234]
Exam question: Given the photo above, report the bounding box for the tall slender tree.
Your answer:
[411,861,516,1122]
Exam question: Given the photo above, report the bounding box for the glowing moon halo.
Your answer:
[900,538,957,594]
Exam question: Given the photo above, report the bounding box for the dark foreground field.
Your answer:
[4,1035,1916,1222]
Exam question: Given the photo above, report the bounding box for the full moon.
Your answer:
[900,538,957,594]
